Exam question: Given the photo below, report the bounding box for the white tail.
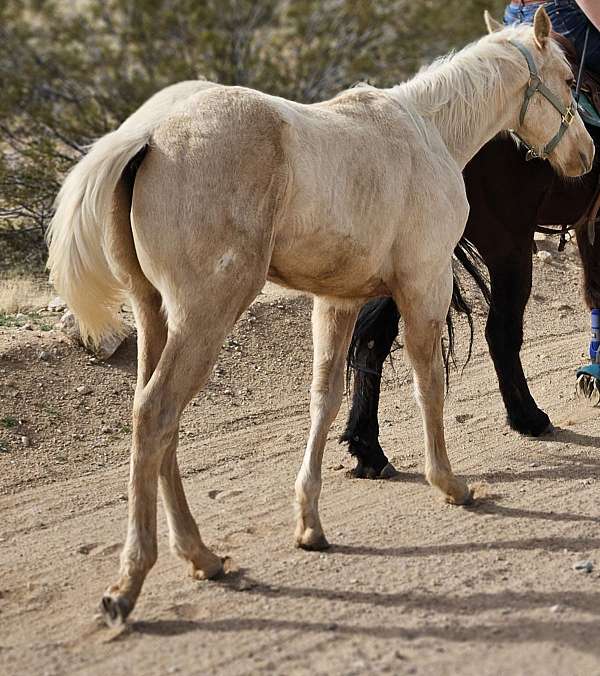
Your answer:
[47,80,215,345]
[47,128,149,344]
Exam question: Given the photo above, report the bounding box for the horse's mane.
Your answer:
[391,23,569,149]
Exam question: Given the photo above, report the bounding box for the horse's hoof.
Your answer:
[508,409,552,437]
[100,593,131,627]
[445,484,474,506]
[295,529,330,551]
[540,422,555,436]
[191,554,227,580]
[379,462,399,479]
[349,458,394,479]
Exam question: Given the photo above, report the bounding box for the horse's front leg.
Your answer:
[485,249,552,436]
[340,297,400,478]
[397,271,472,505]
[295,297,359,550]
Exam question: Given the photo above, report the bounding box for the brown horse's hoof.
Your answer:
[539,422,555,436]
[379,462,399,479]
[348,461,398,480]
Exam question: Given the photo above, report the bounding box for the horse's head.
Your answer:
[486,7,594,177]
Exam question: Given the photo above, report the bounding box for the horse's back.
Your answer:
[131,82,467,299]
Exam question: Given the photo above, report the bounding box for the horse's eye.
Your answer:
[566,77,575,88]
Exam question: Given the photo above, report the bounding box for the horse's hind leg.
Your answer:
[137,294,221,581]
[295,297,359,550]
[397,271,472,505]
[101,276,263,624]
[159,439,223,580]
[340,297,400,478]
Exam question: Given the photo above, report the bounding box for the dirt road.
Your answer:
[1,242,600,675]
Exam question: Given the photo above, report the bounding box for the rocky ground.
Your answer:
[1,236,599,675]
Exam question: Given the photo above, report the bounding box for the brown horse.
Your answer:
[342,129,600,478]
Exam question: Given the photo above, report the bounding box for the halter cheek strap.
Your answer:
[508,39,576,161]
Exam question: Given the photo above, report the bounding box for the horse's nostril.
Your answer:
[580,151,590,171]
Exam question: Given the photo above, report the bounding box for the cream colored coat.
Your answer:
[47,9,593,624]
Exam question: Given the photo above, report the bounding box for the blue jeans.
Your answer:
[504,1,600,75]
[503,2,543,25]
[546,1,600,75]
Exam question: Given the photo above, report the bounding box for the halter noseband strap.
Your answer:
[508,38,576,161]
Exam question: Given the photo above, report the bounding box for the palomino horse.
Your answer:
[47,9,592,623]
[342,130,600,478]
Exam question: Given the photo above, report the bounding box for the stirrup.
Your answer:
[576,363,600,406]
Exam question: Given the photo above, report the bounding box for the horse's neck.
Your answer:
[393,48,527,169]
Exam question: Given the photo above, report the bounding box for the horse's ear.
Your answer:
[533,6,551,49]
[484,10,502,34]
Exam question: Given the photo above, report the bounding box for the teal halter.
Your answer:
[508,39,576,161]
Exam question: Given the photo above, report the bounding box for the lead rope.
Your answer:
[573,24,597,246]
[574,25,590,104]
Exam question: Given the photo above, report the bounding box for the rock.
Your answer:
[550,604,562,613]
[47,296,67,312]
[76,385,93,395]
[573,560,593,573]
[536,250,553,263]
[57,310,79,339]
[58,310,130,360]
[455,413,473,423]
[20,323,33,331]
[95,332,128,361]
[21,436,30,447]
[38,350,51,362]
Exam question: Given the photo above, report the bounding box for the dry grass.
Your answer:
[0,278,53,314]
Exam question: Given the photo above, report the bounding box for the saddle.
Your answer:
[551,32,600,240]
[550,34,600,384]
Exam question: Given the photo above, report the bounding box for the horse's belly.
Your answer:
[268,233,390,298]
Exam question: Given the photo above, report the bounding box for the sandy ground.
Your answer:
[1,238,600,676]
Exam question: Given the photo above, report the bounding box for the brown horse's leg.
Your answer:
[575,226,600,310]
[295,297,360,550]
[340,297,400,478]
[484,248,552,436]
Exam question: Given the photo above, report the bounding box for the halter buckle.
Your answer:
[562,105,575,126]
